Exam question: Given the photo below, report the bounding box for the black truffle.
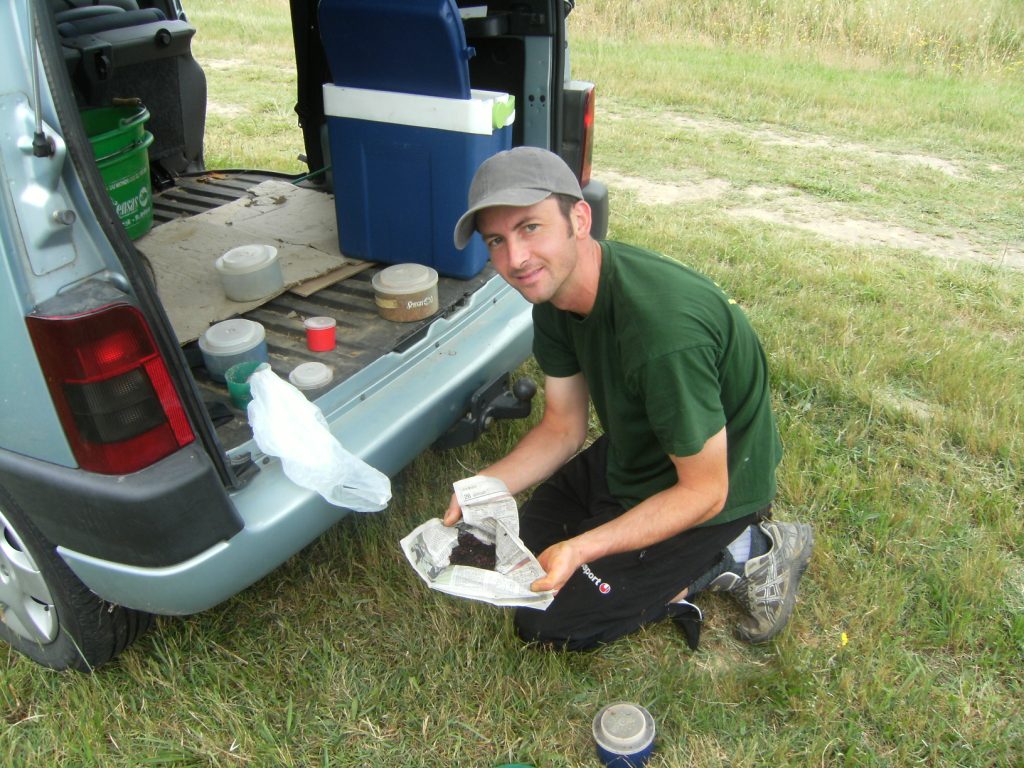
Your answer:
[448,531,497,570]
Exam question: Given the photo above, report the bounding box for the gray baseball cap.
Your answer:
[453,146,584,249]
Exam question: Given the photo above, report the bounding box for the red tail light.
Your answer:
[27,303,195,475]
[579,85,595,187]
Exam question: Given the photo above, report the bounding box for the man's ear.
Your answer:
[571,199,593,239]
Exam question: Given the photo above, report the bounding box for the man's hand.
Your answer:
[530,539,585,594]
[442,493,462,527]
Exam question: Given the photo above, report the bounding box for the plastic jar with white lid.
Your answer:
[371,263,439,322]
[215,244,284,302]
[198,318,268,382]
[288,361,334,391]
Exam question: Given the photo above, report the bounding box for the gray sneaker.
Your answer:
[712,520,814,643]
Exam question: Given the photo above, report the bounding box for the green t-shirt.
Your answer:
[532,241,782,525]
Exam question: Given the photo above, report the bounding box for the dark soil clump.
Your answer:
[449,531,497,570]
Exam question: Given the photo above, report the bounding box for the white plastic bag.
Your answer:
[246,366,391,512]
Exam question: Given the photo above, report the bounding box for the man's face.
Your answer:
[476,197,581,306]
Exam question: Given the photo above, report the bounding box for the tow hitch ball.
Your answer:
[434,374,537,450]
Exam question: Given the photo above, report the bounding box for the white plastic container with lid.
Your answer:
[215,243,284,302]
[198,318,268,382]
[288,361,334,392]
[371,263,439,322]
[592,702,656,767]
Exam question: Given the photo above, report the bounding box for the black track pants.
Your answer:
[513,437,757,650]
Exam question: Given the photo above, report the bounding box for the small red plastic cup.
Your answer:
[303,316,336,352]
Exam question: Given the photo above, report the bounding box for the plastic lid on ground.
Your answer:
[371,263,439,295]
[198,318,266,355]
[592,703,655,752]
[289,362,334,390]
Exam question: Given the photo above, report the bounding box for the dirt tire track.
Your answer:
[601,105,1023,269]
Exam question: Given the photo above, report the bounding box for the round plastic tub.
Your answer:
[198,318,268,382]
[592,702,656,767]
[303,316,337,351]
[371,263,439,322]
[215,244,284,302]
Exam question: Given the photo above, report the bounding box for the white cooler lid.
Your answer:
[323,84,515,136]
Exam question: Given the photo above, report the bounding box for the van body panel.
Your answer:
[0,443,241,567]
[1,0,604,669]
[59,278,532,614]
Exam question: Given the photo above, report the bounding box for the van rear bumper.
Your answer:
[0,444,243,568]
[58,278,533,615]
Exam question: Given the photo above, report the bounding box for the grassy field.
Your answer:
[3,1,1022,765]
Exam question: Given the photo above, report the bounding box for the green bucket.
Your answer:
[81,105,155,240]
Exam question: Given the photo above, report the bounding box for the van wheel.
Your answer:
[0,490,153,672]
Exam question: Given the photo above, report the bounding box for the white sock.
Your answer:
[726,526,754,564]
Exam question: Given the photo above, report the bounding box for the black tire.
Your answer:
[0,485,153,672]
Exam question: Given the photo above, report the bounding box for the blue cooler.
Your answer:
[323,85,514,278]
[319,0,513,278]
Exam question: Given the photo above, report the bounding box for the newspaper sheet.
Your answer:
[400,476,554,610]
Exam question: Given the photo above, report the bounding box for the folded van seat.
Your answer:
[60,18,207,175]
[56,9,168,37]
[50,0,141,11]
